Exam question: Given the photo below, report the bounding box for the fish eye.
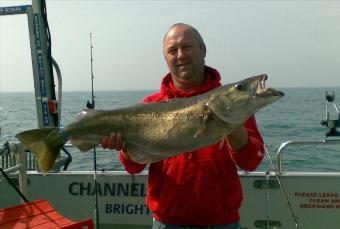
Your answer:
[234,83,247,91]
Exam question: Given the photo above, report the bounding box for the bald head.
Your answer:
[162,23,206,90]
[163,23,206,50]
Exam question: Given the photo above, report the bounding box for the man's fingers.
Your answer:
[115,133,123,151]
[107,132,117,150]
[101,136,109,149]
[102,132,126,151]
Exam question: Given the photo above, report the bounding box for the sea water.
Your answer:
[1,88,340,172]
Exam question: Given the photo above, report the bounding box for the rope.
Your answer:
[59,125,67,143]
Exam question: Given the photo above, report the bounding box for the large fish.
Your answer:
[16,74,283,174]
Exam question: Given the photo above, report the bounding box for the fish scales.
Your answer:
[16,74,284,174]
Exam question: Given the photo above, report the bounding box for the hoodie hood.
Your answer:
[143,66,222,102]
[160,66,222,99]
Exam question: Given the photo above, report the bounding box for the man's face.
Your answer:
[163,25,206,90]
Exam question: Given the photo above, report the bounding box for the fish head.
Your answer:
[209,74,284,124]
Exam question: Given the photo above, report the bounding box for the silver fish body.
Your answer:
[16,74,283,173]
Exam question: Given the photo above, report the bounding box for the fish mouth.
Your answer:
[256,74,284,97]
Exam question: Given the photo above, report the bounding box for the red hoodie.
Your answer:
[119,66,264,225]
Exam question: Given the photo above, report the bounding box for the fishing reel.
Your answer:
[321,91,340,137]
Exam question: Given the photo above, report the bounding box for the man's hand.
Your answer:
[101,132,132,161]
[226,127,248,151]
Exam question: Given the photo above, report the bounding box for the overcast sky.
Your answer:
[1,0,340,92]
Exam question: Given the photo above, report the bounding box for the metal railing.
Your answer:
[0,141,72,204]
[276,139,340,173]
[0,142,28,203]
[1,142,37,170]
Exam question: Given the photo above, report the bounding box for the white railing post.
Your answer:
[17,144,28,204]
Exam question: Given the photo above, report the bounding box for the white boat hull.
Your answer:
[2,171,340,228]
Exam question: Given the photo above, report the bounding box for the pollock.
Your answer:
[16,74,283,174]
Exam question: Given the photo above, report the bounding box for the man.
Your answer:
[101,23,264,229]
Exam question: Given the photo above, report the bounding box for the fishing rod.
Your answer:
[264,145,300,229]
[87,33,95,110]
[86,32,100,229]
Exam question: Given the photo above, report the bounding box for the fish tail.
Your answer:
[15,128,65,174]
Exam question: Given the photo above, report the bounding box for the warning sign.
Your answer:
[294,192,340,209]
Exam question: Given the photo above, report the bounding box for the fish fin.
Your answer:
[75,109,104,122]
[70,135,99,152]
[15,128,64,175]
[206,95,236,124]
[194,104,212,139]
[218,137,227,150]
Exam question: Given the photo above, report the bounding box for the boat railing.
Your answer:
[0,141,73,203]
[4,138,340,174]
[0,141,70,172]
[0,142,28,203]
[276,139,340,173]
[0,142,37,171]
